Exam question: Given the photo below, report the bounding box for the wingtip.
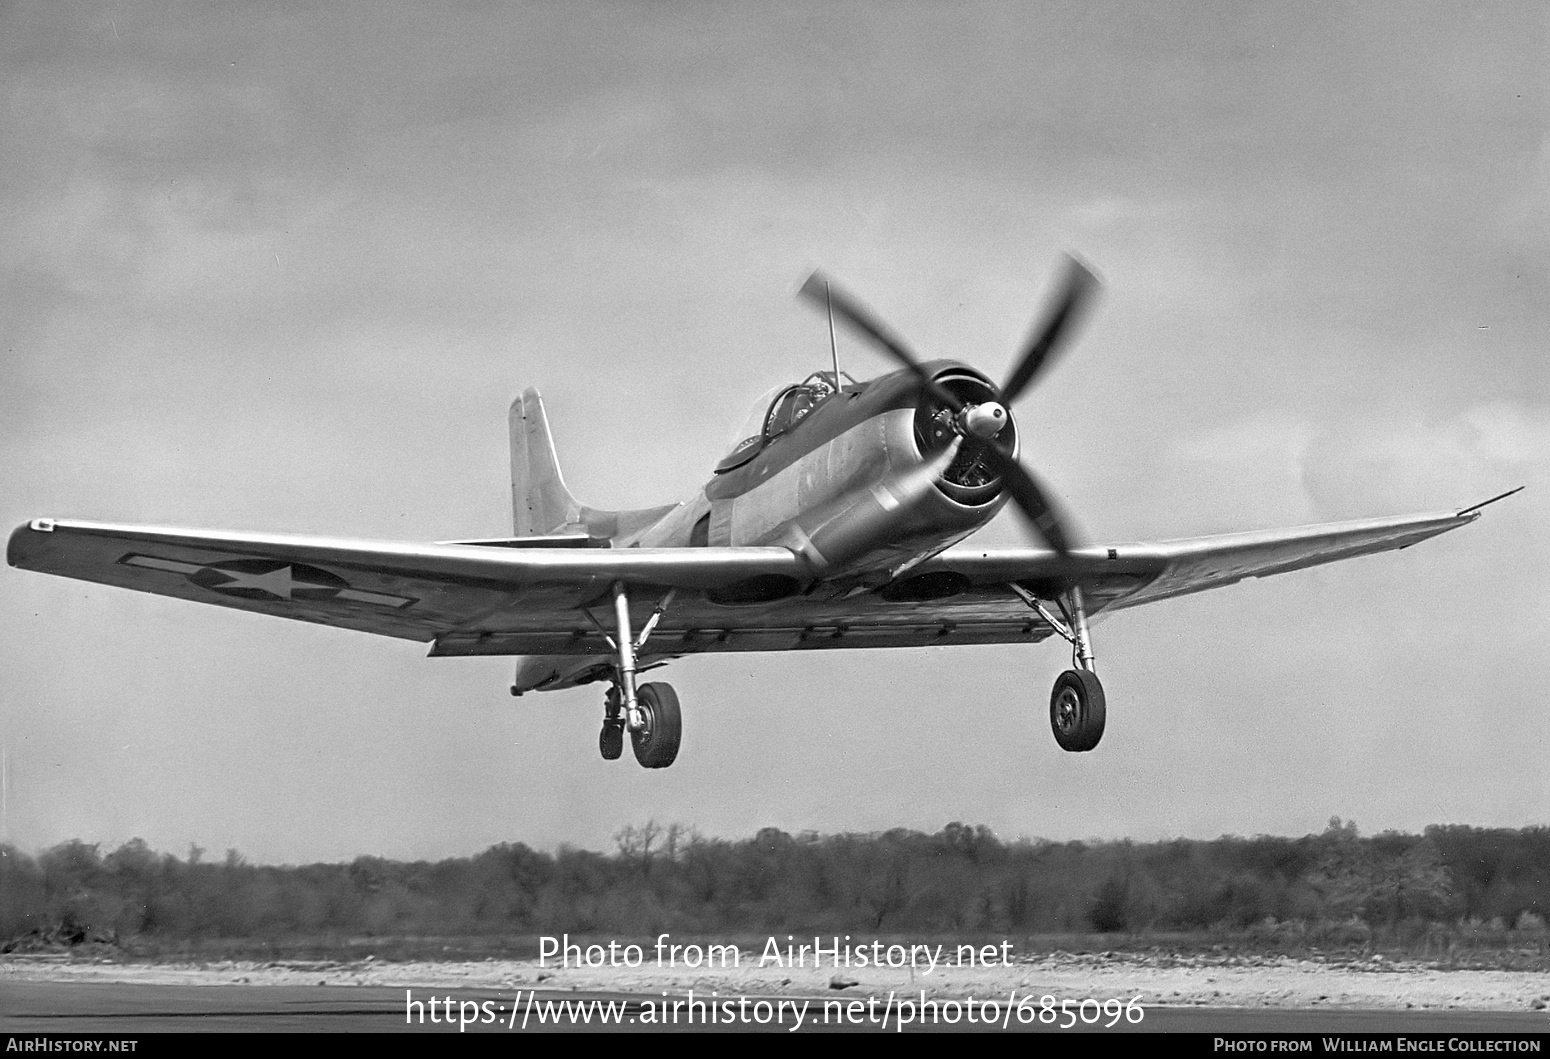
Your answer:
[8,519,54,569]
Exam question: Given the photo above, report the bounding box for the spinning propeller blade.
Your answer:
[799,273,963,412]
[1000,255,1099,404]
[983,447,1077,555]
[800,259,1099,558]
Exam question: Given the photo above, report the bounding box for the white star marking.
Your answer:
[120,553,417,608]
[210,565,305,598]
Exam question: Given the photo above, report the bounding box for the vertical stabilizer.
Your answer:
[511,389,585,536]
[509,389,679,540]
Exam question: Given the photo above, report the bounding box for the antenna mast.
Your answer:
[825,281,843,394]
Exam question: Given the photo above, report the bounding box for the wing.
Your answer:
[460,507,1485,695]
[6,518,801,642]
[926,507,1483,614]
[9,507,1481,683]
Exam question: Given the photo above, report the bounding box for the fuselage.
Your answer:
[510,360,1020,692]
[624,360,1015,581]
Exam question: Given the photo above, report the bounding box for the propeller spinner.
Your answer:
[799,257,1099,556]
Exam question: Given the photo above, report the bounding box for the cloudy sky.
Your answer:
[3,2,1545,864]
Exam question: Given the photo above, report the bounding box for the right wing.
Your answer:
[6,518,802,643]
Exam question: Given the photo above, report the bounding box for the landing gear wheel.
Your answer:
[599,687,624,760]
[1050,669,1105,752]
[631,682,682,769]
[599,722,623,761]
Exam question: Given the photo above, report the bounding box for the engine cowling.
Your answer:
[913,368,1019,507]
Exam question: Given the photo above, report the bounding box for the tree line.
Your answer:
[2,819,1545,951]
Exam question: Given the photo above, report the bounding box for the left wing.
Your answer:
[446,507,1488,668]
[925,506,1483,615]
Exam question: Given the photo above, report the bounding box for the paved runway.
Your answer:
[3,982,1547,1034]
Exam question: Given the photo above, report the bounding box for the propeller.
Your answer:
[1001,256,1099,404]
[799,257,1098,557]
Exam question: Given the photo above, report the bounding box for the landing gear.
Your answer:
[631,682,681,768]
[596,582,683,768]
[599,680,680,767]
[599,723,624,760]
[1009,581,1107,752]
[1050,669,1105,752]
[599,687,624,761]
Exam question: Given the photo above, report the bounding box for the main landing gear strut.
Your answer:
[1010,582,1107,752]
[596,583,681,769]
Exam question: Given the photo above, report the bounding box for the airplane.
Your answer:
[8,258,1521,769]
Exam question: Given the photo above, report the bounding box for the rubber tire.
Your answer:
[1049,669,1106,752]
[599,722,623,761]
[631,682,682,769]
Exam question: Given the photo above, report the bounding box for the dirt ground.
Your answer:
[6,950,1549,1012]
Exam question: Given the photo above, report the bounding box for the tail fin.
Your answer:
[510,389,677,540]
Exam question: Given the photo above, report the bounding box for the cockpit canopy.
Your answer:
[715,371,855,473]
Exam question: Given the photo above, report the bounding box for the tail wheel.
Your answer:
[631,682,682,769]
[1050,669,1105,752]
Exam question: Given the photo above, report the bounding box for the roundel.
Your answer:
[188,560,348,601]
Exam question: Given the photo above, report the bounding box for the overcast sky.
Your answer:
[3,2,1545,864]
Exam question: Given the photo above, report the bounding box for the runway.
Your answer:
[3,982,1546,1034]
